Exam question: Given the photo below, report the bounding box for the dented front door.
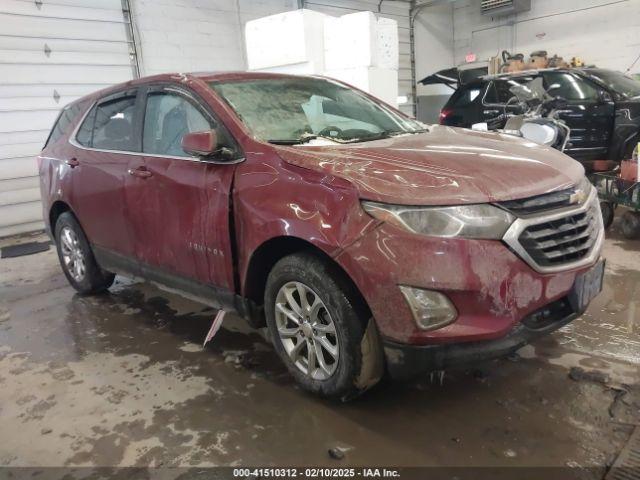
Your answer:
[125,85,237,290]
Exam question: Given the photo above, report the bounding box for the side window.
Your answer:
[45,102,85,147]
[76,106,96,147]
[143,91,213,157]
[543,73,599,101]
[92,95,137,151]
[485,80,518,105]
[449,86,482,108]
[484,77,539,105]
[484,78,532,105]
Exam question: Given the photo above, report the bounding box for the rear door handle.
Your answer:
[65,158,79,168]
[128,167,153,179]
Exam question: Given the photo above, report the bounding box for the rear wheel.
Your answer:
[54,212,115,294]
[620,210,640,239]
[264,253,383,400]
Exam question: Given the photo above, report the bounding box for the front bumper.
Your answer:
[335,221,599,345]
[384,297,583,380]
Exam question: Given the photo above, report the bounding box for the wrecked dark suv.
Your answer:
[39,72,604,399]
[435,68,640,169]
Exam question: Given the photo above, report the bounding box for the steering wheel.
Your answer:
[317,126,343,139]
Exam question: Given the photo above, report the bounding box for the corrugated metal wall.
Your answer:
[0,0,133,237]
[303,0,412,115]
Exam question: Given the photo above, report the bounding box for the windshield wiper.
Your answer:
[268,133,341,145]
[343,129,420,144]
[269,128,428,145]
[268,139,307,145]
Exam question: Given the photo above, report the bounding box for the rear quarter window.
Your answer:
[447,85,483,108]
[44,101,88,148]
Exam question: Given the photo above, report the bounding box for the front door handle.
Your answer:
[128,167,153,179]
[65,158,79,168]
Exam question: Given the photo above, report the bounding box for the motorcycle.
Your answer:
[473,77,571,152]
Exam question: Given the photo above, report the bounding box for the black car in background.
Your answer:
[435,68,640,169]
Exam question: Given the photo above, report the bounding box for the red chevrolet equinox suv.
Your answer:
[39,72,605,399]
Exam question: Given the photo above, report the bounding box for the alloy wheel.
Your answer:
[60,226,86,282]
[274,281,339,380]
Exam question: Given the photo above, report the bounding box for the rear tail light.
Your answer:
[439,108,452,124]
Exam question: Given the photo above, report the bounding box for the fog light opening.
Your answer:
[399,286,458,331]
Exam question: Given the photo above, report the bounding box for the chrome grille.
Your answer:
[502,188,604,273]
[518,202,599,267]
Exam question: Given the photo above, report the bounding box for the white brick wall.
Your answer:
[453,0,640,74]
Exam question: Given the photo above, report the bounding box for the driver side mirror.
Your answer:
[181,130,236,160]
[182,130,217,156]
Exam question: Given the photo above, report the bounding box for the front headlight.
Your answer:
[362,201,515,239]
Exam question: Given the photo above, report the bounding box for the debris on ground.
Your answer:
[40,428,52,435]
[608,386,630,419]
[568,366,610,385]
[203,310,227,348]
[328,447,346,460]
[223,351,245,365]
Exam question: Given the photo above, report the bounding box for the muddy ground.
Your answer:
[0,222,638,478]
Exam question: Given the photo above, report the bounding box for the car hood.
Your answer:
[274,125,585,205]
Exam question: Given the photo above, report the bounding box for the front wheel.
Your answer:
[54,212,115,294]
[264,253,383,400]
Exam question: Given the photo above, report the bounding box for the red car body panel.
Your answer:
[275,127,584,205]
[335,224,587,344]
[38,72,602,358]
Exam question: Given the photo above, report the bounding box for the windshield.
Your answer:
[208,77,425,144]
[583,69,640,98]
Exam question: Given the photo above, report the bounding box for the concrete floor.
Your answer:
[0,222,638,475]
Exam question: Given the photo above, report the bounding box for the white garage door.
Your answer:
[0,0,134,237]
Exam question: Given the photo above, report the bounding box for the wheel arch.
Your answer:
[49,200,74,233]
[242,236,372,321]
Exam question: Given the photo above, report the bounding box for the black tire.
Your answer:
[600,201,615,230]
[620,210,640,239]
[264,252,383,400]
[54,212,115,294]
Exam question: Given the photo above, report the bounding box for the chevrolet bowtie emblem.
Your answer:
[569,189,587,204]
